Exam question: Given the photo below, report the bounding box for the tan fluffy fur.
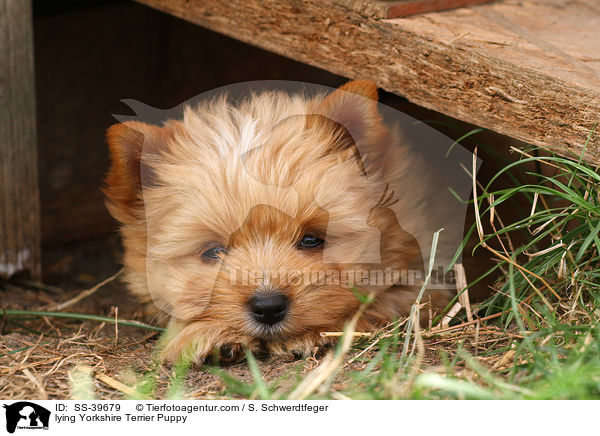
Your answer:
[104,80,450,363]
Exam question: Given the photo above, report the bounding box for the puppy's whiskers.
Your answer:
[245,318,289,340]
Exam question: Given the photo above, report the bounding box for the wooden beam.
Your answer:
[0,0,41,278]
[135,0,600,163]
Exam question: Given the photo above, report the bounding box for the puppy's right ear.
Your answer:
[103,121,173,222]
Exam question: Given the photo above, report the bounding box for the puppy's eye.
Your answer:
[297,235,325,249]
[201,246,227,260]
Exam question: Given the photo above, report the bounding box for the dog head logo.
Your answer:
[105,80,480,361]
[3,402,50,433]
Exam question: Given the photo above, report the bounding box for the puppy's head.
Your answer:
[104,81,424,360]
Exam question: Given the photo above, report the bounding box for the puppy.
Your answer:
[104,80,451,363]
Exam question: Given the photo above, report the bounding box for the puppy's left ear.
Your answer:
[103,121,175,223]
[315,80,390,165]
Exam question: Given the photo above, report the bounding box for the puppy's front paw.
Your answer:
[157,320,215,365]
[219,343,244,363]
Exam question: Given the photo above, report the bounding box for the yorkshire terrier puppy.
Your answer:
[104,80,451,363]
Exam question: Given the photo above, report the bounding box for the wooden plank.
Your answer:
[134,0,600,163]
[0,0,41,278]
[376,0,496,18]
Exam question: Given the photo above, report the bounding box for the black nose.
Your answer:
[250,293,288,325]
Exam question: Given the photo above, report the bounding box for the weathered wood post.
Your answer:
[0,0,41,279]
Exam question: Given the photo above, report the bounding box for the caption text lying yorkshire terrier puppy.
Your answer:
[104,80,451,364]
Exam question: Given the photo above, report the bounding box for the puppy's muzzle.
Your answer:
[249,292,288,325]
